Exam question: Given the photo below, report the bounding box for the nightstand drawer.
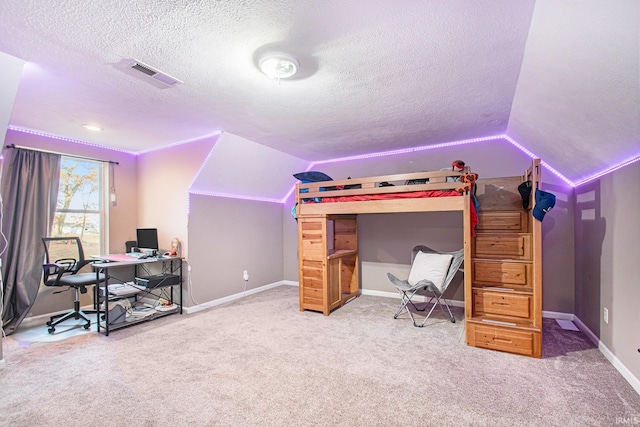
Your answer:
[473,234,531,259]
[477,211,528,233]
[472,324,536,357]
[473,260,531,287]
[473,290,531,318]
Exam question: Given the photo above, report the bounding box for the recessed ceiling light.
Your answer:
[82,124,103,132]
[258,52,299,80]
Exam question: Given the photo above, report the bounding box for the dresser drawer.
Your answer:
[473,260,531,288]
[472,324,537,357]
[477,211,528,233]
[473,289,531,318]
[473,234,531,259]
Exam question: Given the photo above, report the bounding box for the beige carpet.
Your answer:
[1,285,638,427]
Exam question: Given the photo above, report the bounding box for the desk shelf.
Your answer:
[93,256,183,336]
[99,305,180,332]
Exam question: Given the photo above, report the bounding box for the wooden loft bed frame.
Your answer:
[295,168,474,216]
[295,158,543,358]
[295,167,476,318]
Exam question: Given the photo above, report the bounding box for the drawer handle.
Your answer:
[491,302,510,306]
[493,337,513,343]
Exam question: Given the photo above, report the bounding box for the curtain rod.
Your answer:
[4,144,120,165]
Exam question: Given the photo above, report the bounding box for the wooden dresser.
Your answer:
[465,160,543,358]
[297,214,360,315]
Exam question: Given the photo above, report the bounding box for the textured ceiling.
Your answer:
[0,0,637,184]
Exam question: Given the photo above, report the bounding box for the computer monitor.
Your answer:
[136,228,159,252]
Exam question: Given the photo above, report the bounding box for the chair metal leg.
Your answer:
[439,295,456,323]
[415,292,456,327]
[46,287,91,333]
[393,288,423,326]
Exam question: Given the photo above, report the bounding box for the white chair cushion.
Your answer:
[407,251,453,292]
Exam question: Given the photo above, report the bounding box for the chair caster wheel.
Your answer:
[84,323,91,330]
[48,327,55,334]
[46,320,52,326]
[451,319,456,323]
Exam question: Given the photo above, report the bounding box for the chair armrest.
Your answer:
[42,263,67,284]
[54,257,77,272]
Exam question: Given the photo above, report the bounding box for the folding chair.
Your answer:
[387,245,464,327]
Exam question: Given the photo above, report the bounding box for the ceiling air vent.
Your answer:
[129,60,183,87]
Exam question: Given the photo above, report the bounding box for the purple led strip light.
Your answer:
[9,126,222,156]
[8,126,139,155]
[137,131,222,154]
[11,127,639,196]
[573,156,640,187]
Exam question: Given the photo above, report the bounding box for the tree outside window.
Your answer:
[51,158,106,257]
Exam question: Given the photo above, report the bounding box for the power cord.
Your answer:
[187,264,200,306]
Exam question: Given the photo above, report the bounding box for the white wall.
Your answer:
[575,160,640,381]
[137,135,219,259]
[187,195,284,304]
[190,132,308,201]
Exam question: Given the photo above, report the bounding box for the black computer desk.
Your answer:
[92,254,184,336]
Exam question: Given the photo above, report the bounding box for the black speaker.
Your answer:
[125,240,137,253]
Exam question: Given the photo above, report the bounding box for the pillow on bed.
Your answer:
[293,171,333,182]
[407,251,453,292]
[294,172,337,202]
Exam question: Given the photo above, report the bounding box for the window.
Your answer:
[51,157,108,256]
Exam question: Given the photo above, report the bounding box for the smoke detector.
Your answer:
[128,60,183,87]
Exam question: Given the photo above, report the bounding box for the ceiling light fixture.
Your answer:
[82,124,103,132]
[258,52,299,81]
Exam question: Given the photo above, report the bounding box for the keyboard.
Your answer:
[126,252,147,259]
[108,283,143,296]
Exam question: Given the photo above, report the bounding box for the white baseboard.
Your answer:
[569,315,599,346]
[0,358,5,370]
[571,315,640,395]
[183,280,295,314]
[541,310,574,321]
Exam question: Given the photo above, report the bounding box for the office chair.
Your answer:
[42,236,107,333]
[387,245,464,327]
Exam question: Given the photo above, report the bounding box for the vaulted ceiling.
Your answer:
[0,1,638,184]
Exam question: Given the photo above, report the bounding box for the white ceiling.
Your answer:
[0,0,637,184]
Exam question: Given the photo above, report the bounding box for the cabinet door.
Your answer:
[327,258,342,312]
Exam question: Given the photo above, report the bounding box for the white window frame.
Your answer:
[52,157,109,256]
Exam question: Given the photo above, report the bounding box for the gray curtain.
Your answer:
[1,148,60,335]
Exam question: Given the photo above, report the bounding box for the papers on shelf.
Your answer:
[129,306,156,318]
[108,282,143,296]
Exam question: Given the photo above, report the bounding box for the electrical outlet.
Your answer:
[243,270,249,281]
[603,307,609,324]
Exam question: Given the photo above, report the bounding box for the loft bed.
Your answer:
[295,159,543,358]
[294,167,478,317]
[295,168,477,218]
